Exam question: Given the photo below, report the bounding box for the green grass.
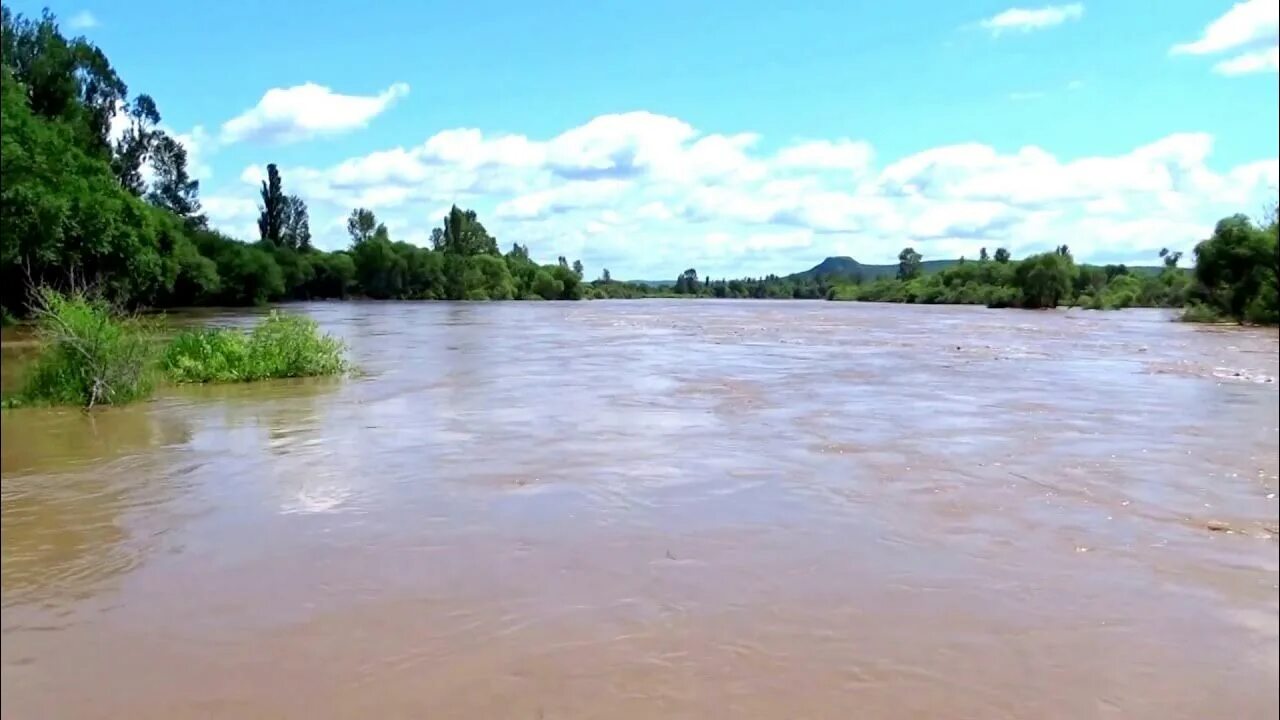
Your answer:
[18,289,159,408]
[162,312,347,384]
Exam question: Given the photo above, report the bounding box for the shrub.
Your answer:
[163,312,347,383]
[19,289,159,408]
[1181,302,1228,323]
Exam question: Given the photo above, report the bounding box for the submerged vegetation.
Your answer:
[8,289,348,409]
[19,289,158,408]
[163,314,346,384]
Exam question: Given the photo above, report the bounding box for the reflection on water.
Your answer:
[1,301,1277,719]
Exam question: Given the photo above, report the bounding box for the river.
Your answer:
[2,300,1277,719]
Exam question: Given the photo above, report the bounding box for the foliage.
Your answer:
[897,247,922,280]
[162,313,346,384]
[2,9,1273,323]
[1188,214,1278,324]
[828,245,1201,311]
[1180,302,1229,323]
[1014,251,1074,309]
[18,288,158,407]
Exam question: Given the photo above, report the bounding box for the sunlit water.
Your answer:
[2,301,1277,719]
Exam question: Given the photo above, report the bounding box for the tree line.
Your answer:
[825,222,1277,324]
[2,9,1274,324]
[0,9,593,314]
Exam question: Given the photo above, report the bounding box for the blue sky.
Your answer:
[17,1,1280,277]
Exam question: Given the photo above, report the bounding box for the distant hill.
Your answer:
[623,256,1178,286]
[788,256,1175,281]
[788,256,958,281]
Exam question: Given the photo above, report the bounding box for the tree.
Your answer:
[897,247,922,280]
[994,247,1011,264]
[507,243,530,262]
[675,268,700,294]
[438,205,498,255]
[979,247,989,262]
[1015,252,1075,309]
[572,259,584,279]
[281,195,311,250]
[1192,214,1278,322]
[347,208,378,245]
[351,232,405,299]
[601,268,612,283]
[1159,247,1182,269]
[113,94,160,194]
[3,9,127,157]
[257,163,285,246]
[1056,244,1071,257]
[147,132,205,228]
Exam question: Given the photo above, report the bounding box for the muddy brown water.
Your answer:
[2,301,1277,719]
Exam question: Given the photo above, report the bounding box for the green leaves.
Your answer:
[163,313,347,385]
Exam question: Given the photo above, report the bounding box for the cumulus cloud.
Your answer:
[68,10,97,29]
[774,139,874,173]
[979,4,1084,36]
[1172,0,1279,74]
[1171,0,1278,55]
[201,109,1276,276]
[220,82,410,144]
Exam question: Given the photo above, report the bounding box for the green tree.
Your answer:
[438,205,498,255]
[347,207,378,245]
[1191,214,1278,323]
[532,269,563,300]
[979,247,989,262]
[1014,252,1075,309]
[674,268,700,294]
[257,163,285,246]
[994,247,1011,264]
[897,247,922,280]
[281,195,311,250]
[1159,247,1182,269]
[147,132,205,228]
[113,94,160,195]
[572,259,584,278]
[352,234,406,299]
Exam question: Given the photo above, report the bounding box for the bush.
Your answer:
[18,289,159,408]
[163,312,347,383]
[1181,302,1228,323]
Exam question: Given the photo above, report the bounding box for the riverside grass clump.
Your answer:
[8,290,348,409]
[16,289,159,408]
[162,312,347,384]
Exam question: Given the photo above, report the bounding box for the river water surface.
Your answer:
[2,301,1278,719]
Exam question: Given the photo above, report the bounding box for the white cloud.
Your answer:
[68,10,97,29]
[979,4,1084,36]
[200,109,1276,276]
[1171,0,1278,55]
[170,125,213,180]
[495,180,630,220]
[220,82,410,144]
[774,139,874,173]
[202,195,260,241]
[1214,46,1280,74]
